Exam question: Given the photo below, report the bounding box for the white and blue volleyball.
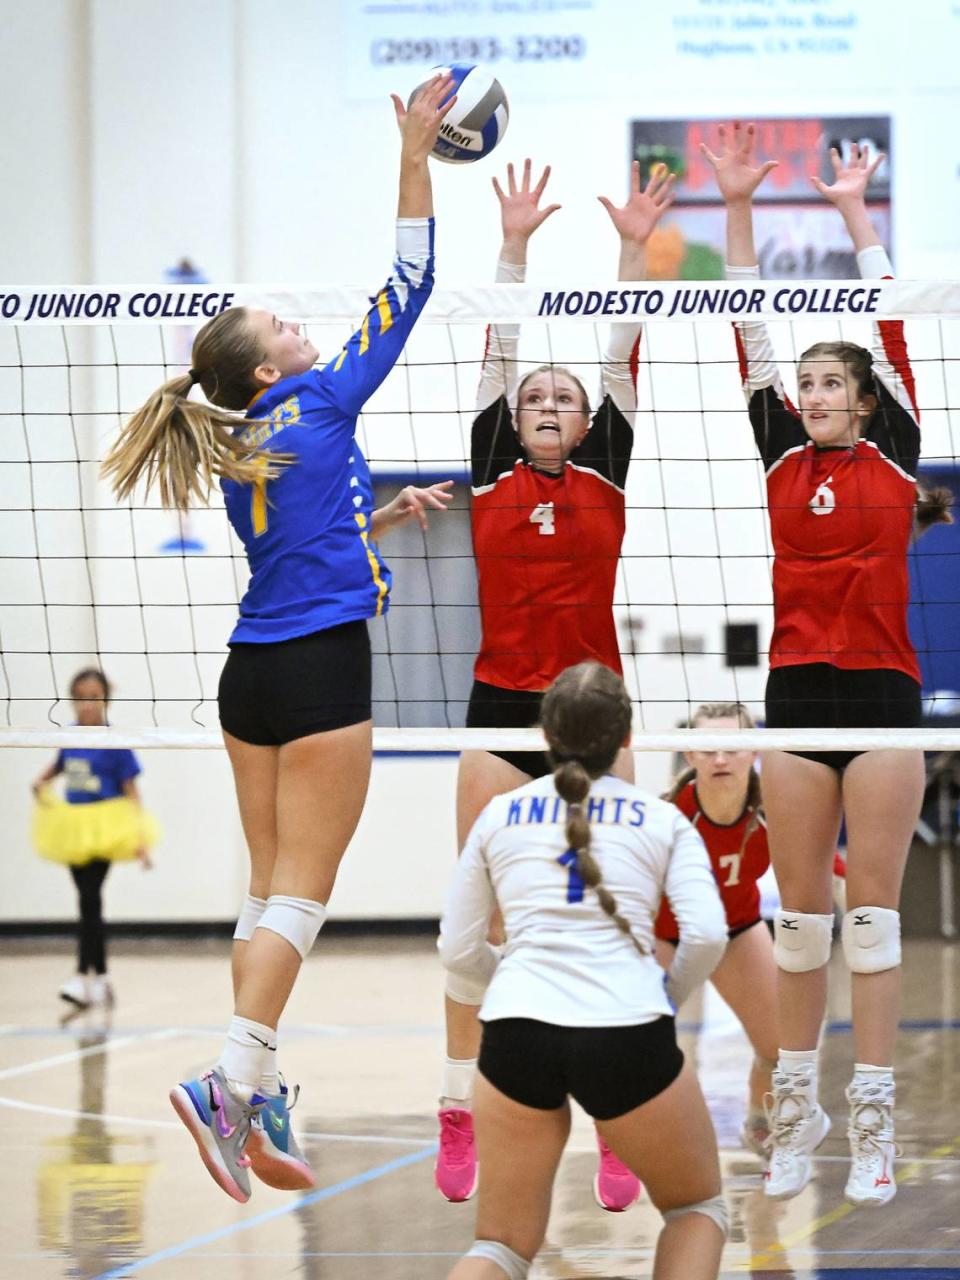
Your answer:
[411,63,509,165]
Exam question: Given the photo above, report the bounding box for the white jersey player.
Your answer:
[439,662,729,1280]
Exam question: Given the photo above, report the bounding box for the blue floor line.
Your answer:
[92,1144,436,1279]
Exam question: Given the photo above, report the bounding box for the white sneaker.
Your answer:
[89,976,115,1007]
[844,1080,897,1206]
[59,975,92,1008]
[763,1071,831,1200]
[740,1109,770,1157]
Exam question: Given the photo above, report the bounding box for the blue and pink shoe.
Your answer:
[169,1067,266,1202]
[246,1080,317,1191]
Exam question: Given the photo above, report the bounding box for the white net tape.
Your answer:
[2,280,960,750]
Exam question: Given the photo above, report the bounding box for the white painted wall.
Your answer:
[1,0,959,922]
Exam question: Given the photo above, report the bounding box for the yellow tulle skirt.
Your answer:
[32,791,161,866]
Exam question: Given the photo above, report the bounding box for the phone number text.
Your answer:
[371,34,586,65]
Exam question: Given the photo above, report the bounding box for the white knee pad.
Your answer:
[233,894,267,942]
[774,910,834,973]
[256,895,326,959]
[444,969,490,1006]
[663,1193,729,1239]
[465,1240,530,1279]
[842,906,901,973]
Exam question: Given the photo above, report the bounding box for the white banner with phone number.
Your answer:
[342,0,960,101]
[342,0,604,99]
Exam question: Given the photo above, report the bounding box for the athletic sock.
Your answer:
[260,1063,282,1096]
[851,1062,894,1090]
[439,1056,477,1111]
[777,1047,819,1102]
[217,1015,277,1101]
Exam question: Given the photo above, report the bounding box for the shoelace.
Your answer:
[440,1116,473,1161]
[762,1088,813,1155]
[848,1100,900,1167]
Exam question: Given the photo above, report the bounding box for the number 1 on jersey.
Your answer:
[529,502,556,536]
[557,849,585,903]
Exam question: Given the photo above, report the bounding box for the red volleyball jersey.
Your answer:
[735,313,921,681]
[655,780,770,937]
[470,395,632,691]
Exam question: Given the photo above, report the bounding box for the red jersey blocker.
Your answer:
[467,256,640,696]
[731,250,921,682]
[470,393,632,691]
[655,779,770,942]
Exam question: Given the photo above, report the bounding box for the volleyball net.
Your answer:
[2,278,960,752]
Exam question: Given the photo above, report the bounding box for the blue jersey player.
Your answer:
[102,74,457,1204]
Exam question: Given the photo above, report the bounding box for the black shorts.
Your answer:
[478,1016,684,1120]
[465,680,551,778]
[218,620,372,746]
[765,663,922,773]
[660,916,762,948]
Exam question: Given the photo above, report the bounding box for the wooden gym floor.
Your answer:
[1,935,958,1280]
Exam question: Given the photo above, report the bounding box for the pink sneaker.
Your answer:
[593,1136,642,1212]
[435,1107,478,1202]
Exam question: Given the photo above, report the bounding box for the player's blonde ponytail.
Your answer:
[540,663,645,955]
[101,307,293,511]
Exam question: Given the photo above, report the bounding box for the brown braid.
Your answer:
[540,663,645,955]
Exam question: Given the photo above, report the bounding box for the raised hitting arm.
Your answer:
[391,73,456,219]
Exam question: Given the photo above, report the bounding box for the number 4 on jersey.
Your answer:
[529,502,555,535]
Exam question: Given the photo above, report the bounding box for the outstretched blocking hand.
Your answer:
[493,159,561,249]
[700,121,778,204]
[391,73,457,164]
[811,142,884,208]
[598,160,676,246]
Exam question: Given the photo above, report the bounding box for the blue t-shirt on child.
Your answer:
[54,748,141,805]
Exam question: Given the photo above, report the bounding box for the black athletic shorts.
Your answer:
[478,1015,684,1120]
[660,915,762,948]
[218,620,372,746]
[465,679,551,778]
[765,662,922,773]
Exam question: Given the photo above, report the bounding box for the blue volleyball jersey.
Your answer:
[222,218,436,644]
[54,747,141,805]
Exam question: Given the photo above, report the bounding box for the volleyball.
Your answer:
[412,63,509,165]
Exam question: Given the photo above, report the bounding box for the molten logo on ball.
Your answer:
[408,62,509,165]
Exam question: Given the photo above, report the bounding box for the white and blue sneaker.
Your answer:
[169,1067,266,1203]
[246,1080,316,1191]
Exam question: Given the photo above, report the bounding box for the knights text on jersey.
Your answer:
[655,780,769,937]
[470,394,632,690]
[439,773,726,1027]
[222,219,435,645]
[746,347,921,680]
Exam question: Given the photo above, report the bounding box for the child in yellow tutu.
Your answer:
[31,668,159,1009]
